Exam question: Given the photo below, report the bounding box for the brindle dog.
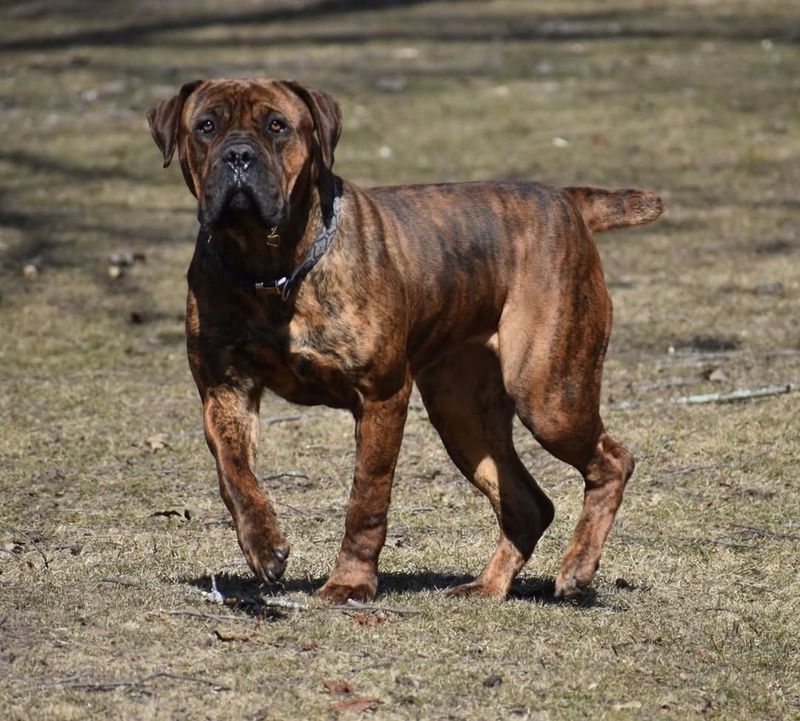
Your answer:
[147,78,662,602]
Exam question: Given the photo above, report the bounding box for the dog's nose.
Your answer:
[223,144,255,170]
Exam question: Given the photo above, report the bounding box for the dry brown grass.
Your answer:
[1,1,799,719]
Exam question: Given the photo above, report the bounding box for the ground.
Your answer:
[1,1,799,719]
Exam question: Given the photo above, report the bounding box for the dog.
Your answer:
[147,78,662,602]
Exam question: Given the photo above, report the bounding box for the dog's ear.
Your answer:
[146,80,203,168]
[283,80,342,173]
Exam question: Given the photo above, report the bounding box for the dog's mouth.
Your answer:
[201,176,285,230]
[227,187,258,213]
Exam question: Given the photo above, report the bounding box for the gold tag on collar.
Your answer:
[266,226,280,247]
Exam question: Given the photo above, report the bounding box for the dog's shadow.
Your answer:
[183,570,598,617]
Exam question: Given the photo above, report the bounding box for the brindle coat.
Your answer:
[147,79,662,602]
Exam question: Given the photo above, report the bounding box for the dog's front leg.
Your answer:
[317,377,412,603]
[202,385,290,583]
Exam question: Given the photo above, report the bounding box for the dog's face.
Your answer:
[147,79,341,229]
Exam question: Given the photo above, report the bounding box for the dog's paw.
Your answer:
[554,559,597,600]
[553,574,583,600]
[316,576,378,604]
[236,523,290,584]
[444,579,507,600]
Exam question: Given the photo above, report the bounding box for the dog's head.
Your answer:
[147,78,341,230]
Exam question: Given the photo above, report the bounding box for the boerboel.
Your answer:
[147,78,662,602]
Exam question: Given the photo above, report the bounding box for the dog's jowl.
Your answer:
[147,78,662,602]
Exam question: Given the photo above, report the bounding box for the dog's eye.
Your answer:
[197,119,215,135]
[268,118,287,134]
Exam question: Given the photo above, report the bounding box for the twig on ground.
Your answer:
[26,671,231,692]
[676,383,796,405]
[613,382,797,409]
[273,499,326,519]
[262,470,309,481]
[166,609,257,623]
[660,463,723,477]
[201,575,225,604]
[730,524,800,541]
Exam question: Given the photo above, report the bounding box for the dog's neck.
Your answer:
[199,180,341,298]
[206,184,316,277]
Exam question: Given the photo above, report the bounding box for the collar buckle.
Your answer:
[265,226,280,247]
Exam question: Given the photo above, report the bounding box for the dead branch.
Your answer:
[676,383,796,405]
[613,382,797,409]
[166,609,257,623]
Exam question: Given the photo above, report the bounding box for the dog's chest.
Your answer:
[236,304,374,408]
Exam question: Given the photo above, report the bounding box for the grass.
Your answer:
[1,1,799,719]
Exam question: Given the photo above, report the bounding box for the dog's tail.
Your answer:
[565,186,663,233]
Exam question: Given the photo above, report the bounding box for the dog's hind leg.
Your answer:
[498,267,634,600]
[416,342,554,598]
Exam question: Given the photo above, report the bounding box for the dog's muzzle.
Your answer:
[201,140,285,228]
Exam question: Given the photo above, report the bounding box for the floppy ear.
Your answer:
[283,80,342,173]
[146,80,203,168]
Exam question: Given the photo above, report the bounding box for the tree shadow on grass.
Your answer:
[2,0,796,53]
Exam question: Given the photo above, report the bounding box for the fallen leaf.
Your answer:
[145,433,169,451]
[330,697,380,712]
[323,679,352,695]
[706,367,728,383]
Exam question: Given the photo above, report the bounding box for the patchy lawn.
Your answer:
[1,1,798,719]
